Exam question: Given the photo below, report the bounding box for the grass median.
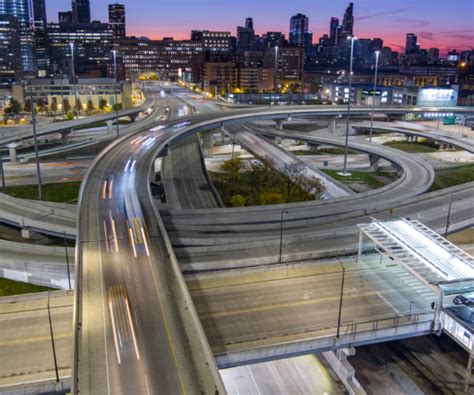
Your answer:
[0,277,50,297]
[429,164,474,191]
[6,181,81,203]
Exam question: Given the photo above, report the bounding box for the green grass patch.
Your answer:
[319,147,359,155]
[429,164,474,191]
[292,150,320,156]
[383,140,439,153]
[321,169,385,188]
[0,277,50,297]
[6,181,81,203]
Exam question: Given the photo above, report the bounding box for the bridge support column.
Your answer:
[368,155,380,171]
[329,117,337,134]
[202,131,213,158]
[308,143,320,153]
[106,120,114,131]
[323,348,366,395]
[128,113,137,122]
[7,142,19,163]
[275,119,284,130]
[60,130,71,144]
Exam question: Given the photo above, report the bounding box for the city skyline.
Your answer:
[44,0,474,54]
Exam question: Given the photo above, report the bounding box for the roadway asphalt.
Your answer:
[352,120,474,153]
[75,84,224,394]
[224,123,354,199]
[160,96,222,209]
[0,291,73,389]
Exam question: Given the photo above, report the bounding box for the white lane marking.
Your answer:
[126,265,131,279]
[141,227,150,257]
[125,298,140,361]
[128,226,137,258]
[246,365,262,395]
[108,179,114,199]
[97,238,111,395]
[130,160,137,173]
[377,292,401,315]
[144,375,151,395]
[108,301,122,364]
[102,180,107,200]
[111,219,119,252]
[124,159,131,172]
[103,220,109,252]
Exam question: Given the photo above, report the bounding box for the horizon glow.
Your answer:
[45,0,474,55]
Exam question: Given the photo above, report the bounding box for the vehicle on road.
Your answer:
[453,293,474,306]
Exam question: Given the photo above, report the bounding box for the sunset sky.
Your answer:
[46,0,474,54]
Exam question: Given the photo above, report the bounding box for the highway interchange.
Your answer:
[0,82,473,393]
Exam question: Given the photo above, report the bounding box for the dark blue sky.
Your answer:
[46,0,474,53]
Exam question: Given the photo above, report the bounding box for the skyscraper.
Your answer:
[405,33,418,54]
[329,17,339,46]
[0,0,35,72]
[237,17,255,52]
[289,13,308,47]
[0,14,21,83]
[108,3,126,40]
[342,2,354,36]
[33,0,49,76]
[338,2,354,42]
[72,0,90,23]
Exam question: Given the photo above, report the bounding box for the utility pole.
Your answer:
[69,43,79,119]
[279,210,288,264]
[0,149,6,193]
[112,50,120,138]
[336,257,346,338]
[340,36,356,176]
[29,84,43,201]
[444,194,459,238]
[369,50,380,143]
[64,232,71,290]
[47,290,60,383]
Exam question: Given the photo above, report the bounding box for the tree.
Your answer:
[99,98,107,110]
[231,194,246,207]
[63,98,71,113]
[36,98,47,113]
[259,192,285,205]
[112,103,122,111]
[49,100,58,113]
[280,161,325,202]
[75,98,83,112]
[86,99,95,113]
[23,99,32,113]
[7,99,21,115]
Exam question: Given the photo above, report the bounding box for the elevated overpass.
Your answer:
[352,120,474,153]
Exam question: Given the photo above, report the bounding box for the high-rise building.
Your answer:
[0,14,21,83]
[72,0,90,23]
[427,48,440,64]
[237,17,255,52]
[33,0,49,76]
[338,2,354,42]
[48,21,113,77]
[329,17,339,46]
[191,30,232,52]
[289,13,308,47]
[342,2,354,36]
[263,32,284,48]
[108,3,125,40]
[0,0,35,72]
[58,11,73,25]
[405,33,418,54]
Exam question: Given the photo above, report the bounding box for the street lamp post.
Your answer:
[29,84,43,201]
[444,194,461,238]
[369,50,380,143]
[336,256,346,338]
[112,50,120,138]
[0,148,6,193]
[340,36,356,176]
[274,45,279,91]
[47,290,60,383]
[69,43,79,119]
[64,232,71,290]
[279,210,288,264]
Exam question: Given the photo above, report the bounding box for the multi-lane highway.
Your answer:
[74,88,225,393]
